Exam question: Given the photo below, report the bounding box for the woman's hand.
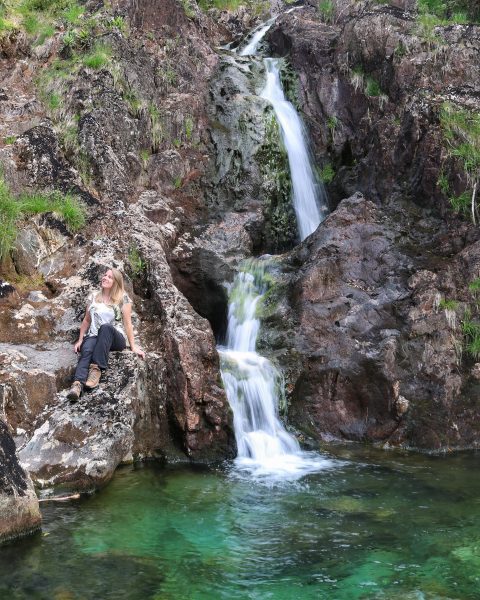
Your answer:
[132,345,146,360]
[74,339,83,353]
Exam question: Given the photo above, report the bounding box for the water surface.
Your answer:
[2,448,480,599]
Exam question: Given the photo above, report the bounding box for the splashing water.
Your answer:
[238,17,276,56]
[261,58,328,240]
[218,260,334,482]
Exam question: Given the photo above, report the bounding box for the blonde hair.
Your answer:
[97,267,125,305]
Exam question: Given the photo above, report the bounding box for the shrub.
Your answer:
[184,116,194,140]
[418,0,479,23]
[462,316,480,360]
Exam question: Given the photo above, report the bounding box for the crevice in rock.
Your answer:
[169,258,229,343]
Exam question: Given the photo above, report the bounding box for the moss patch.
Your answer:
[256,112,297,252]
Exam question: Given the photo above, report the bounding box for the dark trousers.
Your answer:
[73,324,126,383]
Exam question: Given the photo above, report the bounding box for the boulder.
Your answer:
[0,420,41,543]
[262,193,480,449]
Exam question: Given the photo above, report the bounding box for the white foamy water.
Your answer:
[219,261,334,482]
[261,58,328,240]
[238,17,276,56]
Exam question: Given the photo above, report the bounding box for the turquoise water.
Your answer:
[1,447,480,599]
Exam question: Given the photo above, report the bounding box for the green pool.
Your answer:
[2,447,480,599]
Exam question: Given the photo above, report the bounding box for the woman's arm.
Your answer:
[74,308,91,353]
[122,303,145,359]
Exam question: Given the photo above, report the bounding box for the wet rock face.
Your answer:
[265,194,480,449]
[0,420,41,543]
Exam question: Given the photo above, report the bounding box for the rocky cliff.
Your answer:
[0,0,240,509]
[260,0,480,449]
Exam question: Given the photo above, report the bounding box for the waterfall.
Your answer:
[218,260,333,481]
[239,12,328,241]
[238,18,275,56]
[261,58,328,241]
[217,15,333,481]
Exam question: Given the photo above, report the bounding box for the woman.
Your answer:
[67,268,145,401]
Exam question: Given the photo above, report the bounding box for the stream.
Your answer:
[2,450,480,599]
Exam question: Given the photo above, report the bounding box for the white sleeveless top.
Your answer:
[86,292,131,341]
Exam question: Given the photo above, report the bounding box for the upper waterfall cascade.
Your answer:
[261,58,328,240]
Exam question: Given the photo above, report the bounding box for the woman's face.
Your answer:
[101,270,114,290]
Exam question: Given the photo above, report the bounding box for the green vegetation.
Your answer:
[46,91,62,110]
[180,0,196,19]
[468,278,480,295]
[460,279,480,360]
[437,170,450,194]
[58,121,78,156]
[279,61,300,109]
[349,68,388,105]
[82,43,112,69]
[318,0,334,23]
[257,114,297,252]
[440,103,480,222]
[417,0,479,23]
[197,0,243,9]
[75,150,93,187]
[3,135,16,145]
[416,12,443,47]
[439,298,458,310]
[0,0,86,46]
[197,0,269,15]
[0,175,85,263]
[127,245,146,278]
[184,116,194,141]
[319,163,335,184]
[365,76,382,97]
[173,175,183,189]
[106,15,125,32]
[19,190,85,230]
[414,0,479,47]
[123,87,143,117]
[461,313,480,360]
[148,103,163,152]
[449,191,470,216]
[350,67,364,93]
[327,116,338,141]
[157,66,177,89]
[140,148,150,168]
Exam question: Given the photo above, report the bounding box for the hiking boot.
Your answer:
[85,364,101,389]
[67,381,83,401]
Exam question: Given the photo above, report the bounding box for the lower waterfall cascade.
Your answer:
[218,260,334,481]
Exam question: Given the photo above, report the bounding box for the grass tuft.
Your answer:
[0,176,86,263]
[83,44,111,69]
